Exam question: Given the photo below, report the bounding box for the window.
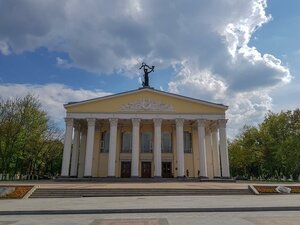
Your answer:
[161,132,172,153]
[121,132,132,153]
[100,131,110,153]
[184,131,192,153]
[141,132,153,153]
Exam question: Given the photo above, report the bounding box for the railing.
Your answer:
[0,173,53,181]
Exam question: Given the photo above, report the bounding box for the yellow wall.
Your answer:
[66,89,225,114]
[192,127,199,177]
[92,129,100,176]
[97,123,110,177]
[205,131,214,178]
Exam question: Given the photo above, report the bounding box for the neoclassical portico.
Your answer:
[61,88,230,179]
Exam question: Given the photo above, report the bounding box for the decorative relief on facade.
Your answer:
[120,98,175,112]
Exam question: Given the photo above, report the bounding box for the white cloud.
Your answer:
[0,41,10,55]
[167,62,274,138]
[56,57,71,68]
[0,0,293,136]
[0,83,111,126]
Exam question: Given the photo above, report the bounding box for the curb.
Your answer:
[248,185,259,195]
[23,185,39,199]
[0,206,300,215]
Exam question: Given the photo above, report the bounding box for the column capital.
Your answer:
[210,121,219,131]
[132,118,141,126]
[153,118,163,126]
[109,118,118,126]
[176,118,184,127]
[87,118,96,126]
[205,126,211,134]
[218,119,228,128]
[64,118,74,126]
[74,121,81,130]
[197,119,206,127]
[81,128,87,135]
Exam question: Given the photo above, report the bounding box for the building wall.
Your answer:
[87,122,217,178]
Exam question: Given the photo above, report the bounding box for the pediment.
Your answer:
[65,88,227,114]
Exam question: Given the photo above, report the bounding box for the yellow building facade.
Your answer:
[61,87,230,179]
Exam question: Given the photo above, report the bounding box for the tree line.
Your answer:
[229,109,300,180]
[0,95,63,180]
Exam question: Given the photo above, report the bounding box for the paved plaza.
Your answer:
[1,212,300,225]
[1,181,300,224]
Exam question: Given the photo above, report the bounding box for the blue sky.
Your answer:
[249,0,300,112]
[0,0,299,137]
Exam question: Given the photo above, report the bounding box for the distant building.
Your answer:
[61,87,230,179]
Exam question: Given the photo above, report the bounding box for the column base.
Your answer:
[176,176,186,179]
[83,176,92,178]
[221,176,231,179]
[107,176,116,178]
[58,175,70,178]
[153,176,162,178]
[69,175,78,178]
[213,176,221,179]
[130,176,140,178]
[199,176,209,179]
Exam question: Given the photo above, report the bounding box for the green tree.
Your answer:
[0,95,63,179]
[229,109,300,180]
[229,125,263,178]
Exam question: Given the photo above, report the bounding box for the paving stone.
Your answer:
[89,218,169,225]
[244,216,300,225]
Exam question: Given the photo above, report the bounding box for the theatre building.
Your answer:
[61,87,230,179]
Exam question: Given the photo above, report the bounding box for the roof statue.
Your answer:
[139,62,155,87]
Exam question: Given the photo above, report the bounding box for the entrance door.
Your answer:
[141,162,151,178]
[121,162,131,178]
[162,162,172,178]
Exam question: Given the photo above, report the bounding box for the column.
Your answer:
[131,118,141,177]
[70,123,80,177]
[197,119,208,178]
[61,118,73,177]
[108,118,118,177]
[153,118,162,177]
[211,123,221,178]
[84,118,96,177]
[219,119,230,178]
[78,129,87,178]
[176,118,185,177]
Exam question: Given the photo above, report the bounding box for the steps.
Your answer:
[29,188,252,198]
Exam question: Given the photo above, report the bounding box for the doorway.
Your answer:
[141,162,151,178]
[121,161,131,178]
[162,162,172,178]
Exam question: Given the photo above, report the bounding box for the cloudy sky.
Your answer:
[0,0,299,137]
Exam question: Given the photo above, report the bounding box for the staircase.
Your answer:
[29,188,252,198]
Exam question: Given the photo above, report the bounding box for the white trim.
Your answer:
[66,112,225,120]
